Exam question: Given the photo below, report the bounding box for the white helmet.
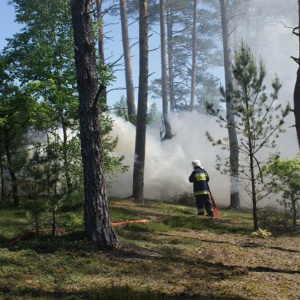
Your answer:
[191,160,201,167]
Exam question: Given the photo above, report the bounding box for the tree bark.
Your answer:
[160,0,173,140]
[61,121,72,195]
[95,0,107,108]
[70,0,118,249]
[132,0,148,202]
[294,68,300,148]
[190,0,197,111]
[220,0,240,208]
[293,0,300,148]
[95,0,105,63]
[166,6,175,112]
[4,128,19,208]
[120,0,136,119]
[0,143,5,202]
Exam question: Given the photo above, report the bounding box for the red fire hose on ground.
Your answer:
[208,186,219,219]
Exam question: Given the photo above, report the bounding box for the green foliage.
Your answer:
[113,97,131,121]
[101,113,129,180]
[259,205,291,232]
[63,212,84,230]
[1,0,80,208]
[112,98,160,126]
[0,1,128,210]
[112,97,137,125]
[147,102,161,125]
[263,154,300,196]
[263,154,300,231]
[0,209,31,241]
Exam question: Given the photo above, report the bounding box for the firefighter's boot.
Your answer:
[197,209,204,216]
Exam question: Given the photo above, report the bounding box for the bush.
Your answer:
[170,192,195,206]
[259,205,290,232]
[63,212,84,230]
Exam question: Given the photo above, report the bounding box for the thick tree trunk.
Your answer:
[220,0,240,208]
[71,0,118,249]
[160,0,173,140]
[132,0,148,202]
[294,68,300,147]
[120,0,136,119]
[190,0,197,111]
[294,0,300,148]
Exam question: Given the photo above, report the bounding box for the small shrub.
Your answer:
[60,192,84,211]
[63,212,84,230]
[259,206,290,232]
[170,192,195,206]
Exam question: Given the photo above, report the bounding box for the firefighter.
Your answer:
[189,160,214,217]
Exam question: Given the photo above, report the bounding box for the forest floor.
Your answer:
[0,197,299,300]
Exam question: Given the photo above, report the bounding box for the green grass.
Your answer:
[0,197,299,300]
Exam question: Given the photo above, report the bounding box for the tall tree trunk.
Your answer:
[293,0,300,148]
[95,0,104,63]
[190,0,197,111]
[132,0,148,202]
[120,0,136,118]
[62,121,72,195]
[70,0,118,249]
[4,128,19,208]
[95,0,107,108]
[166,6,175,112]
[294,67,300,148]
[160,0,173,140]
[0,143,5,202]
[220,0,240,208]
[233,0,239,52]
[245,96,258,231]
[245,0,250,46]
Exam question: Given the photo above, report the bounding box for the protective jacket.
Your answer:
[189,166,210,196]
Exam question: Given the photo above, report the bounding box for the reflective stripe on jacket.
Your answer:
[189,166,209,195]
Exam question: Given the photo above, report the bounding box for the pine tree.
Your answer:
[206,43,291,231]
[71,0,118,249]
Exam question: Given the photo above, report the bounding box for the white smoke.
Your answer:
[109,112,228,202]
[108,107,298,207]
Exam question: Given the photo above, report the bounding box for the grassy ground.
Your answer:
[0,198,299,300]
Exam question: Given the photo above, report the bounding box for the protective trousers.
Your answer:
[195,194,214,217]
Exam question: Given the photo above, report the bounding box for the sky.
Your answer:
[1,1,300,208]
[0,1,21,50]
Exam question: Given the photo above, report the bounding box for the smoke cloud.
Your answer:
[108,110,298,207]
[107,2,299,208]
[109,112,227,202]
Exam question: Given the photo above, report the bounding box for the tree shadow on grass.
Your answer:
[0,283,249,300]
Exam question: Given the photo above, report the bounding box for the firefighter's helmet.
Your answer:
[191,160,201,167]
